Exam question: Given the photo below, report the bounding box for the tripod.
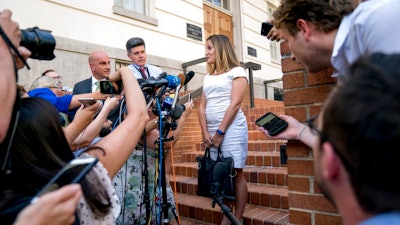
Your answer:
[149,87,182,225]
[211,195,242,225]
[210,163,242,225]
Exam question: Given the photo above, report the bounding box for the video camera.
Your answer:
[20,26,56,60]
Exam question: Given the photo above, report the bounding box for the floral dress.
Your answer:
[113,148,177,225]
[76,153,121,225]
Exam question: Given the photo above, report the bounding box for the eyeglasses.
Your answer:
[48,86,62,91]
[307,115,355,173]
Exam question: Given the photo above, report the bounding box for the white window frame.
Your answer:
[268,5,280,64]
[113,0,158,26]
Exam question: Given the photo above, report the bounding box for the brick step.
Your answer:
[175,140,287,155]
[170,217,211,225]
[170,165,288,186]
[173,131,287,147]
[175,151,286,169]
[172,192,289,225]
[168,175,288,209]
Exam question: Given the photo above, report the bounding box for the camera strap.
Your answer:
[0,25,30,70]
[0,90,20,175]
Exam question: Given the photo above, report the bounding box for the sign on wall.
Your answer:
[187,23,202,41]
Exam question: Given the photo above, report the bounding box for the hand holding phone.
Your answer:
[31,157,98,204]
[78,98,97,108]
[255,112,288,136]
[261,21,273,36]
[100,80,122,94]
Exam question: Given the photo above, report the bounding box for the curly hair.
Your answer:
[272,0,355,36]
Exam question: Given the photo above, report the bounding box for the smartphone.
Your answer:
[261,21,273,36]
[100,80,121,94]
[255,112,288,136]
[31,157,98,203]
[78,97,97,108]
[187,92,192,102]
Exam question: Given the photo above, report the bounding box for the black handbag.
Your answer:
[196,146,236,200]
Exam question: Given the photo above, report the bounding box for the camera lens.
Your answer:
[20,27,56,60]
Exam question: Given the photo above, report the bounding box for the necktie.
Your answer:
[95,81,100,91]
[140,67,148,79]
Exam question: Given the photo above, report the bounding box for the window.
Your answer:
[273,87,283,101]
[205,0,230,11]
[113,0,158,25]
[115,60,130,71]
[267,5,280,63]
[114,0,145,14]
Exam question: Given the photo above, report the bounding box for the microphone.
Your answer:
[211,162,227,196]
[162,93,175,110]
[137,78,146,86]
[168,104,185,119]
[140,75,181,89]
[177,71,195,86]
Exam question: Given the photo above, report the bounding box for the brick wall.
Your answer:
[279,41,342,225]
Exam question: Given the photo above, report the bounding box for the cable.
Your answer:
[169,141,180,224]
[156,97,162,225]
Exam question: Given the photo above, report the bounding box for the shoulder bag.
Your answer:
[196,146,236,200]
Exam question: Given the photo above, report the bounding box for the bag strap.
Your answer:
[204,147,211,158]
[204,146,223,159]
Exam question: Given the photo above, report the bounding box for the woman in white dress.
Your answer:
[199,34,249,225]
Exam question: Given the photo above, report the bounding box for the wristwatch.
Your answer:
[216,129,225,136]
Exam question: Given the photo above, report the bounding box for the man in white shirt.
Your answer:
[270,0,400,79]
[125,37,163,80]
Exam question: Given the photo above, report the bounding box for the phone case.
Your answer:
[31,157,98,203]
[255,112,288,136]
[78,98,97,107]
[100,80,121,94]
[261,22,273,36]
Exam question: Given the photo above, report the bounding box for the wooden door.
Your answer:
[203,4,233,43]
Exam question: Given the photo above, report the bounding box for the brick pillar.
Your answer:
[280,41,342,225]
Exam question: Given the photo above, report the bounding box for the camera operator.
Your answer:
[0,9,83,225]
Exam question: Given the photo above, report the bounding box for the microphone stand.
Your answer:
[211,184,243,225]
[153,86,180,225]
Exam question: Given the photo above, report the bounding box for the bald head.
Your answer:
[89,51,109,63]
[88,50,111,80]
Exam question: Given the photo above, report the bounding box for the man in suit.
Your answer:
[72,50,120,135]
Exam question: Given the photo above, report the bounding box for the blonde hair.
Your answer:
[206,34,241,74]
[29,76,62,91]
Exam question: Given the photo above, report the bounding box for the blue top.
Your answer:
[28,88,74,114]
[359,212,400,225]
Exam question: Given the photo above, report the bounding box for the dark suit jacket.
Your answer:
[71,77,122,127]
[73,77,92,95]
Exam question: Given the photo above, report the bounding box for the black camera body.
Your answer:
[20,27,56,60]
